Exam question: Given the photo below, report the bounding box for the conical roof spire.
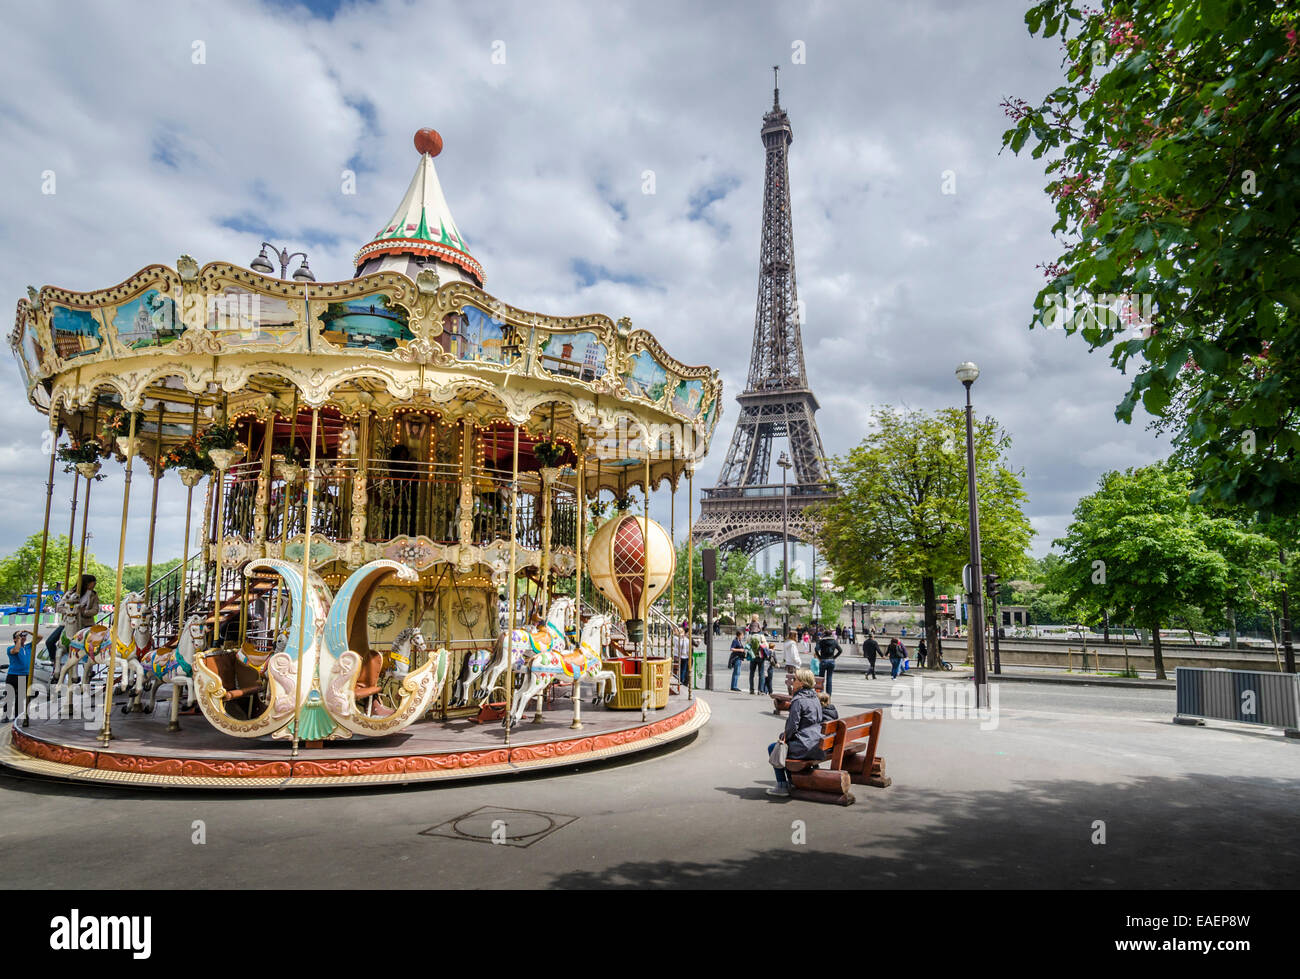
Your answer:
[353,128,484,286]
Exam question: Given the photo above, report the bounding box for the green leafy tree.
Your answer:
[668,540,763,626]
[0,534,115,606]
[1050,462,1279,677]
[1003,1,1300,516]
[817,407,1035,660]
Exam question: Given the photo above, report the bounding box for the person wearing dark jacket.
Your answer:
[888,637,904,679]
[863,635,881,679]
[818,690,839,722]
[727,632,746,691]
[917,637,928,669]
[766,669,825,797]
[815,632,842,695]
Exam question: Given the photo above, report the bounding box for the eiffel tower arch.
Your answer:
[693,71,839,558]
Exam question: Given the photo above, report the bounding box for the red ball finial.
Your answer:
[414,128,443,157]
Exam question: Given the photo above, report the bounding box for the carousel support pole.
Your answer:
[571,442,585,730]
[687,465,694,701]
[253,403,276,553]
[172,468,201,733]
[535,464,555,724]
[670,484,675,625]
[504,424,520,743]
[642,452,651,722]
[100,410,139,744]
[290,408,320,758]
[76,403,100,586]
[61,472,79,592]
[23,428,60,727]
[142,403,165,601]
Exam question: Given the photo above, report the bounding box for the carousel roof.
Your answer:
[353,128,484,287]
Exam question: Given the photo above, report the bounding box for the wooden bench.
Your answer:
[783,709,892,806]
[771,672,824,714]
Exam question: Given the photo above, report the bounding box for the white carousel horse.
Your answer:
[55,592,150,711]
[375,626,427,717]
[140,614,207,731]
[477,595,576,707]
[508,613,618,727]
[49,591,81,683]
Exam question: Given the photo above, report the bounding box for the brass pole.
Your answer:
[504,424,520,744]
[289,407,320,757]
[100,410,138,743]
[687,465,694,700]
[642,452,650,721]
[61,473,79,593]
[75,402,100,586]
[142,403,165,599]
[670,484,675,623]
[571,441,586,730]
[24,425,60,726]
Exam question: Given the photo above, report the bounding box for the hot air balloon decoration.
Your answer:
[586,513,676,643]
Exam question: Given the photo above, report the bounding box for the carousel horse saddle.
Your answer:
[73,625,110,652]
[528,629,559,654]
[558,650,589,678]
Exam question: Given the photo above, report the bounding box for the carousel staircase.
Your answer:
[141,552,277,648]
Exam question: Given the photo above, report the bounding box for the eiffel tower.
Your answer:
[693,70,838,557]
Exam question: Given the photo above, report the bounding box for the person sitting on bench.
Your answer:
[766,668,825,798]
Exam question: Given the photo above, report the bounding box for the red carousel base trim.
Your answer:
[1,698,708,790]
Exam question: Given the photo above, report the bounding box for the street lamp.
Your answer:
[777,451,793,636]
[956,361,988,707]
[250,242,316,282]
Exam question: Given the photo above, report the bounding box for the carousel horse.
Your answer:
[48,591,81,683]
[508,613,618,726]
[375,626,428,717]
[139,613,207,731]
[477,595,576,707]
[55,592,150,711]
[450,647,493,707]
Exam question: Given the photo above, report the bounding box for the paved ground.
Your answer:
[2,666,1297,889]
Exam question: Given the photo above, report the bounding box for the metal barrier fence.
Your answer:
[1174,667,1300,736]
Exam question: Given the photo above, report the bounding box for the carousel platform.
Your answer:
[0,693,709,791]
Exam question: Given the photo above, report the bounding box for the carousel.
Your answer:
[2,128,719,789]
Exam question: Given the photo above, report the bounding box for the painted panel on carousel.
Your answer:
[49,305,103,360]
[537,330,609,381]
[283,534,338,566]
[440,305,524,365]
[670,377,705,417]
[14,318,48,383]
[622,349,669,403]
[110,289,181,351]
[206,287,301,347]
[318,293,413,352]
[320,559,446,737]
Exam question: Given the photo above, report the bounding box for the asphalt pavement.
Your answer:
[1,664,1296,889]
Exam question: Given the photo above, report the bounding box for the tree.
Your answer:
[817,407,1035,661]
[1003,2,1300,516]
[668,541,762,626]
[1050,462,1278,678]
[0,534,115,605]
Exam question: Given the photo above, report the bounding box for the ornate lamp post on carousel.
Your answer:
[250,243,316,282]
[956,361,988,708]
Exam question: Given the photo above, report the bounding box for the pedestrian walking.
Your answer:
[863,634,881,679]
[917,637,928,669]
[728,631,746,691]
[888,637,904,679]
[766,668,825,797]
[815,631,842,696]
[747,630,768,695]
[782,630,802,676]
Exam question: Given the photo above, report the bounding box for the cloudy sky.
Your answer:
[0,0,1168,573]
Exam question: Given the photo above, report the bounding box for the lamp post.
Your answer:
[250,242,316,282]
[956,361,988,707]
[777,451,793,636]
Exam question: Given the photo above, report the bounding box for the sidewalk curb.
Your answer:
[990,673,1175,690]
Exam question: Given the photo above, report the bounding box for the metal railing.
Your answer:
[216,458,580,551]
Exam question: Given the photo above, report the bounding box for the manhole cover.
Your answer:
[420,806,578,848]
